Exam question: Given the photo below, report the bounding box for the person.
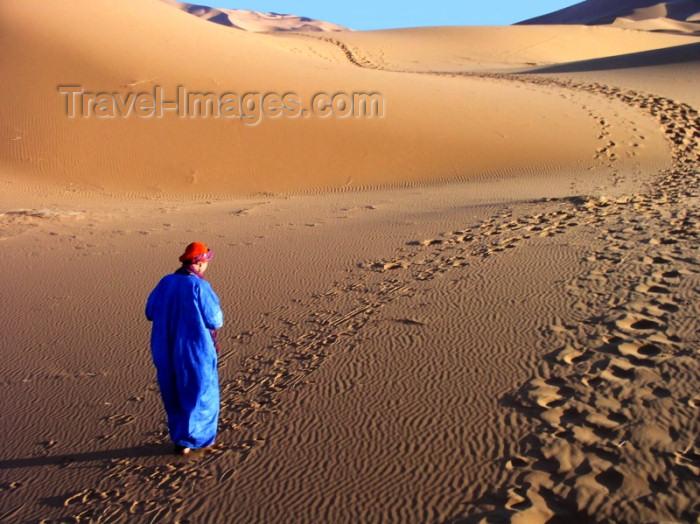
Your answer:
[145,241,223,455]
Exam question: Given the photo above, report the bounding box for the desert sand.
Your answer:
[0,0,698,522]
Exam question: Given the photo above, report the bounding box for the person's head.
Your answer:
[179,242,213,273]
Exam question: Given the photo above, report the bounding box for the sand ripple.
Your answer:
[2,43,698,524]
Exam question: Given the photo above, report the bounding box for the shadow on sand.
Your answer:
[520,41,700,74]
[0,443,173,470]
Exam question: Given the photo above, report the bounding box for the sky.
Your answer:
[212,0,580,30]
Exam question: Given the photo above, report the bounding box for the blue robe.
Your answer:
[146,271,223,449]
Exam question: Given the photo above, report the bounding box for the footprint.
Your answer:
[520,378,572,409]
[616,341,664,359]
[674,449,700,476]
[370,261,408,271]
[647,237,678,246]
[103,414,135,427]
[595,466,624,491]
[635,283,672,295]
[654,300,680,313]
[552,345,590,365]
[599,358,637,382]
[505,456,530,470]
[627,299,680,318]
[407,238,442,246]
[614,313,665,333]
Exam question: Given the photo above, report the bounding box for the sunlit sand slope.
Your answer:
[0,0,675,200]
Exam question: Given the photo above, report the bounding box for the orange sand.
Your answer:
[1,0,698,521]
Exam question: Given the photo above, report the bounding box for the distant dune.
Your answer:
[160,0,348,32]
[518,0,700,35]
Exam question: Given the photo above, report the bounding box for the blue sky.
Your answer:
[212,1,579,30]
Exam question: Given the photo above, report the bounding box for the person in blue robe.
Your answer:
[146,242,223,455]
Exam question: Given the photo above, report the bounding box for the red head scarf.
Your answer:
[179,242,213,264]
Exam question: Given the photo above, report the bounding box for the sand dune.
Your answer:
[3,0,693,201]
[0,0,699,522]
[160,0,348,32]
[293,24,699,72]
[519,0,700,35]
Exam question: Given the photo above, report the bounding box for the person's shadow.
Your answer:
[0,442,172,471]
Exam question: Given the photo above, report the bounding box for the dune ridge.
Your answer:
[519,0,700,35]
[159,0,348,32]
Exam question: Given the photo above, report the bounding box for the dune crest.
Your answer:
[519,0,700,35]
[160,0,348,32]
